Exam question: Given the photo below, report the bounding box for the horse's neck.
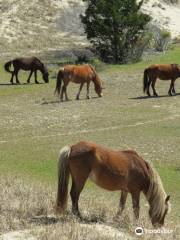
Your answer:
[92,74,101,87]
[38,65,44,74]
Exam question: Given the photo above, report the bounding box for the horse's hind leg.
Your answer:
[10,72,15,84]
[86,82,91,99]
[70,173,89,217]
[131,191,140,220]
[151,78,158,96]
[146,79,152,97]
[76,83,84,100]
[27,70,33,83]
[15,70,20,84]
[34,70,39,84]
[64,86,69,101]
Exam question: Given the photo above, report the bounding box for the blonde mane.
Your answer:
[146,167,170,222]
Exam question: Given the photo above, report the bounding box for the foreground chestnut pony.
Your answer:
[54,64,103,101]
[143,64,180,96]
[56,141,170,227]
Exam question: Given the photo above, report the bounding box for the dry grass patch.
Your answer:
[0,175,179,239]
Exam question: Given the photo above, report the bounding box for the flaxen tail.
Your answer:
[4,61,13,73]
[54,69,64,96]
[56,145,71,214]
[143,68,149,93]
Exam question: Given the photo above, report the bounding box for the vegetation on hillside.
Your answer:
[81,0,151,63]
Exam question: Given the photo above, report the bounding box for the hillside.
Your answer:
[0,0,87,58]
[0,0,180,57]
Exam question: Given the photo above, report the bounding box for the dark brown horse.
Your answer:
[56,141,170,227]
[4,57,49,84]
[54,64,103,101]
[143,64,180,96]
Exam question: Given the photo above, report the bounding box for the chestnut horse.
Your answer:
[143,64,180,96]
[4,57,49,84]
[54,64,103,101]
[56,141,170,227]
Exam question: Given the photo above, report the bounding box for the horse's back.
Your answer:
[12,57,42,70]
[70,141,149,176]
[63,64,94,83]
[146,64,180,79]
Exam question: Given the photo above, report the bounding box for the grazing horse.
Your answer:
[56,141,170,227]
[143,64,180,96]
[54,64,103,101]
[4,57,49,84]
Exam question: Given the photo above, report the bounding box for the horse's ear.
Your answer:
[165,195,170,203]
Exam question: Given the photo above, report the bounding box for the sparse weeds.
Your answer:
[0,175,179,239]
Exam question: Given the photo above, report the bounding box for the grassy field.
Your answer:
[0,47,180,239]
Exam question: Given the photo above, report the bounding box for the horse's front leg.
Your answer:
[131,191,140,220]
[115,191,128,219]
[27,70,33,83]
[168,79,175,96]
[86,82,91,99]
[15,70,20,84]
[34,70,39,84]
[172,85,176,95]
[76,83,84,100]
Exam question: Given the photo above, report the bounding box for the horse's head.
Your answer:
[42,65,49,83]
[95,84,103,97]
[150,195,170,228]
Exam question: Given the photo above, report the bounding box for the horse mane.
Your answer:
[88,64,102,88]
[145,164,170,221]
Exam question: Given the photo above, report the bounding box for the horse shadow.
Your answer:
[130,93,180,100]
[0,82,44,86]
[29,212,106,226]
[41,96,100,105]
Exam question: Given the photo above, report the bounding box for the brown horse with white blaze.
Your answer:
[54,64,103,101]
[56,141,170,227]
[143,64,180,96]
[4,57,49,84]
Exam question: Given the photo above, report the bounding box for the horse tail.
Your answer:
[54,69,63,96]
[143,68,149,93]
[4,61,13,73]
[56,145,71,214]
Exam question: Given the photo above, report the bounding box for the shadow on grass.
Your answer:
[130,93,180,100]
[29,212,106,226]
[41,96,100,105]
[0,82,45,86]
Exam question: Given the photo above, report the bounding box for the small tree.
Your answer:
[81,0,151,63]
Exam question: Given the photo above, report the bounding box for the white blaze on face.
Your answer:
[89,171,97,183]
